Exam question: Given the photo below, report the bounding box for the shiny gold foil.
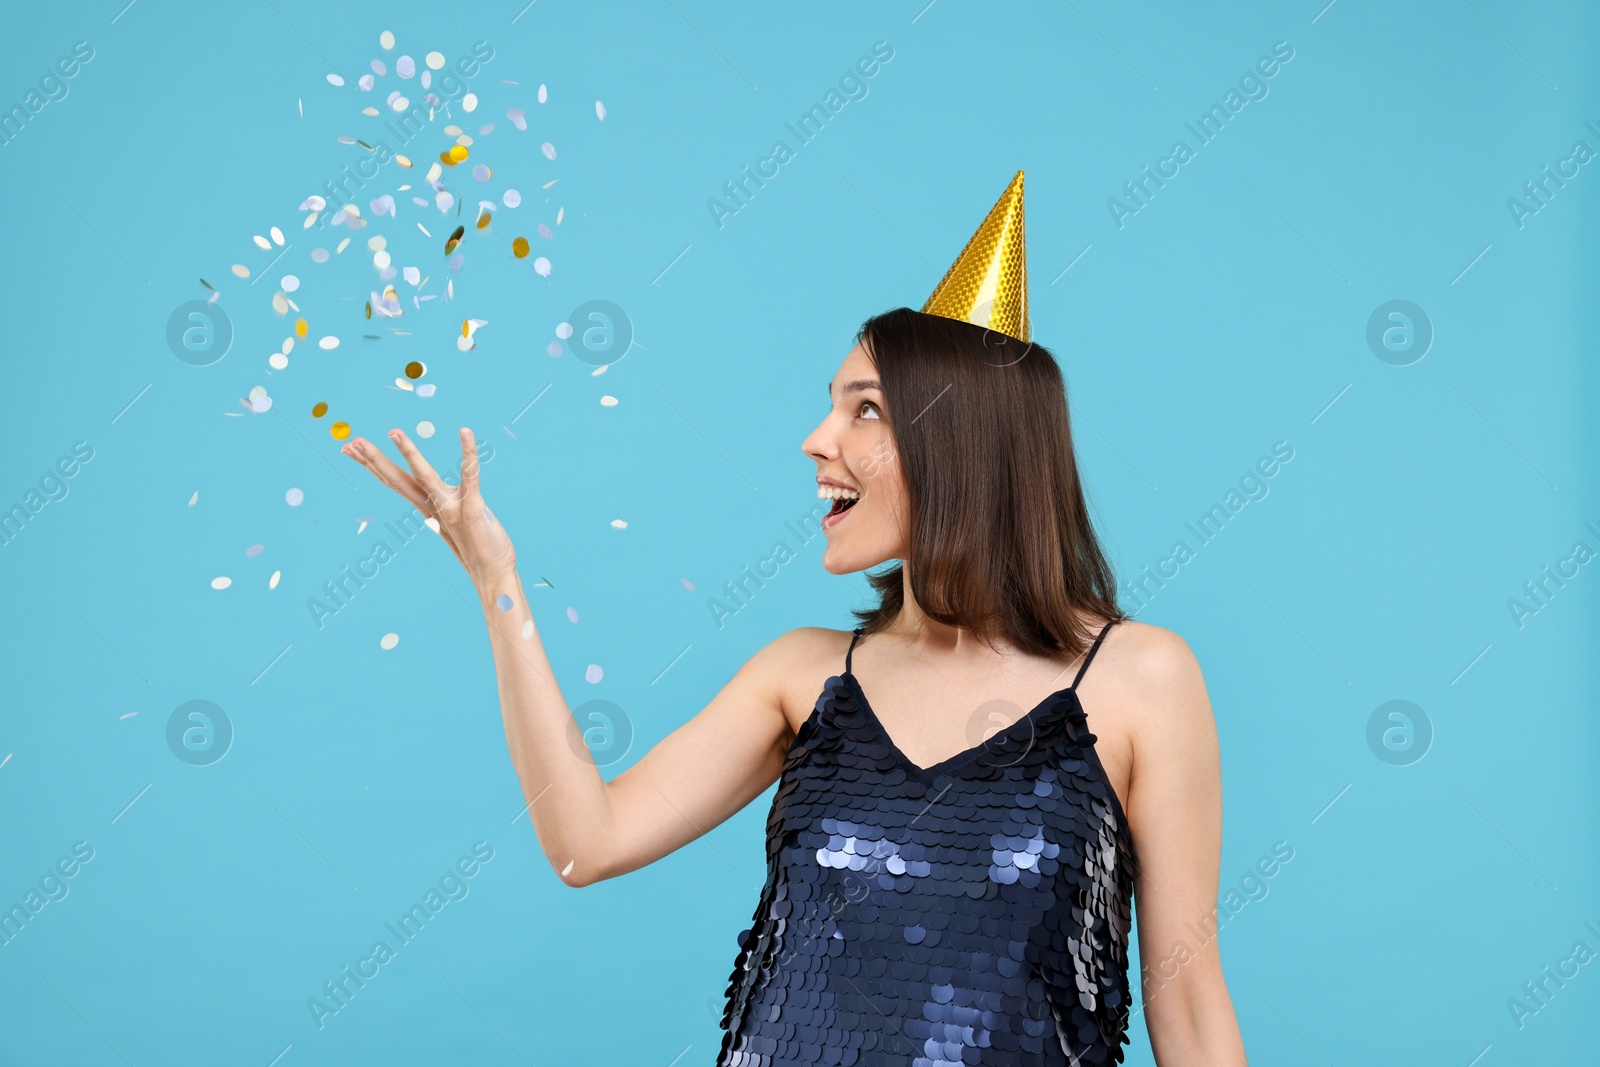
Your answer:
[920,170,1030,343]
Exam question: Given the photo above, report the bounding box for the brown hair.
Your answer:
[848,307,1126,661]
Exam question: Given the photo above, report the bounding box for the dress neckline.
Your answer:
[838,669,1132,834]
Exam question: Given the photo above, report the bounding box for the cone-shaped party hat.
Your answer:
[920,170,1029,343]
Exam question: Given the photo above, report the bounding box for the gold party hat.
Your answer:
[921,170,1029,343]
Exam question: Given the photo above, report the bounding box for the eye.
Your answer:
[857,400,881,420]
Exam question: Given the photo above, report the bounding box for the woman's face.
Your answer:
[801,342,908,574]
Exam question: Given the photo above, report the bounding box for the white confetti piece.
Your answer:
[610,519,627,529]
[211,576,232,590]
[326,73,345,87]
[380,632,400,650]
[253,235,271,250]
[269,570,281,589]
[600,395,618,407]
[566,606,579,624]
[538,84,547,103]
[584,664,603,684]
[425,51,445,70]
[424,517,441,534]
[595,100,606,120]
[379,30,395,50]
[319,336,340,350]
[555,322,573,339]
[541,141,556,160]
[462,93,478,112]
[416,421,435,438]
[533,257,551,277]
[270,226,285,246]
[286,487,304,506]
[269,352,288,370]
[188,491,198,506]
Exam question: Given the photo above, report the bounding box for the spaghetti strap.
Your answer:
[1068,620,1116,690]
[845,628,864,675]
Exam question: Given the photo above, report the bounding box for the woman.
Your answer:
[338,174,1248,1064]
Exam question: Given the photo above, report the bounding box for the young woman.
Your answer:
[338,177,1248,1065]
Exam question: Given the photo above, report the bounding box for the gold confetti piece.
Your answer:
[439,150,455,166]
[312,402,328,417]
[405,361,426,379]
[449,144,468,162]
[476,211,492,230]
[330,421,351,440]
[512,236,530,258]
[231,264,250,278]
[295,318,308,337]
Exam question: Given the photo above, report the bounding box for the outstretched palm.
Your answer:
[340,427,517,585]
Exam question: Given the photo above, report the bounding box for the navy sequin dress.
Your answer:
[716,621,1137,1066]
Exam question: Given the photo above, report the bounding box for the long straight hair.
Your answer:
[849,307,1126,661]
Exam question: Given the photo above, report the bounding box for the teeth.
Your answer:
[817,485,860,501]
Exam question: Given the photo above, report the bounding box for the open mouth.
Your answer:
[828,496,859,519]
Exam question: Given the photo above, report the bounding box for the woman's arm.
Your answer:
[342,427,801,888]
[1123,628,1249,1065]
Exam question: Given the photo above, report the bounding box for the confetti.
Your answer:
[502,189,521,208]
[295,318,308,337]
[246,544,265,557]
[584,664,603,684]
[312,401,328,417]
[416,421,435,438]
[270,570,281,589]
[188,491,198,506]
[547,340,562,357]
[533,257,551,277]
[330,421,351,440]
[462,93,478,112]
[405,361,426,379]
[271,226,285,246]
[416,384,436,398]
[358,74,375,91]
[231,264,250,278]
[253,235,271,250]
[380,632,400,650]
[681,578,696,591]
[472,163,491,181]
[512,236,530,258]
[281,275,300,292]
[286,487,304,506]
[371,59,386,76]
[521,619,533,640]
[496,594,513,612]
[600,395,618,407]
[610,519,627,529]
[596,100,606,120]
[319,336,340,350]
[507,107,526,130]
[541,142,556,160]
[269,352,288,370]
[538,84,547,103]
[566,606,579,624]
[425,51,445,70]
[211,576,232,590]
[449,144,468,163]
[538,223,552,240]
[397,55,414,78]
[311,248,329,263]
[326,73,345,87]
[379,30,395,50]
[555,322,573,339]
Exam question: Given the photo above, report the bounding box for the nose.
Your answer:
[801,409,835,463]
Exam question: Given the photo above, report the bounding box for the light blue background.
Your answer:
[1,1,1596,1063]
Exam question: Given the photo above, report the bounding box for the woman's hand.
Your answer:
[340,427,517,587]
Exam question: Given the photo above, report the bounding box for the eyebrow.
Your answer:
[828,378,882,398]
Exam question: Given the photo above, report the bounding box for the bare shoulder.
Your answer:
[745,625,857,734]
[1095,619,1214,739]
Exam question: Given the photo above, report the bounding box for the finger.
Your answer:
[459,427,481,502]
[341,438,436,514]
[387,429,450,510]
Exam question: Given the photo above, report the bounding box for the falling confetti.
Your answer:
[511,236,529,258]
[312,402,328,417]
[330,421,351,441]
[327,73,345,87]
[188,491,199,506]
[555,322,573,339]
[232,264,250,278]
[270,570,281,589]
[600,395,618,407]
[211,576,232,590]
[496,594,513,612]
[379,30,395,49]
[425,51,445,70]
[319,336,340,350]
[416,421,435,438]
[681,578,696,591]
[541,142,556,160]
[533,257,551,277]
[584,664,603,684]
[246,544,265,557]
[521,619,533,640]
[380,632,400,650]
[285,487,304,506]
[566,606,579,624]
[596,100,606,120]
[610,519,627,529]
[503,189,521,208]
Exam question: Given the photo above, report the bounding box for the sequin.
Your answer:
[716,621,1135,1066]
